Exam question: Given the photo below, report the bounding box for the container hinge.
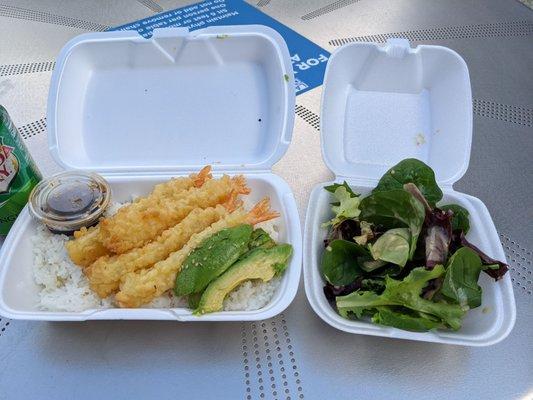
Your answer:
[384,38,411,58]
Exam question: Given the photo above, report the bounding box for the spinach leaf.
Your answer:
[359,189,425,259]
[453,232,509,281]
[373,159,443,207]
[321,239,368,286]
[372,307,442,332]
[322,185,361,228]
[441,247,483,309]
[336,265,465,330]
[440,204,470,234]
[369,228,411,267]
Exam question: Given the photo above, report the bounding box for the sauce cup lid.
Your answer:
[28,171,110,234]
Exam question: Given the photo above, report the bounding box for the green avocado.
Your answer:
[246,228,276,252]
[194,243,293,315]
[188,292,203,309]
[175,224,253,296]
[186,228,276,307]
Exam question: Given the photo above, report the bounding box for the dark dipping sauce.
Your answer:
[45,183,96,215]
[28,171,110,235]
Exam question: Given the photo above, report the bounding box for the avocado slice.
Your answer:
[188,292,203,309]
[186,228,276,308]
[194,244,293,315]
[248,228,275,249]
[175,224,253,296]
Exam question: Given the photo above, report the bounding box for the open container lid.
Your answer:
[321,39,472,187]
[47,26,295,174]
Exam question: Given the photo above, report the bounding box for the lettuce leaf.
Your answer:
[324,181,358,197]
[354,221,374,245]
[371,307,442,332]
[359,189,425,259]
[336,265,465,330]
[322,184,361,228]
[369,228,410,267]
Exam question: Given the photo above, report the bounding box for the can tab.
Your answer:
[384,38,411,58]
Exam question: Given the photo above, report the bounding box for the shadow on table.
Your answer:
[37,320,243,368]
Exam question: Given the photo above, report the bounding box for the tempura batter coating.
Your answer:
[66,168,213,267]
[100,175,249,254]
[86,205,230,298]
[65,226,107,269]
[152,166,212,198]
[115,199,279,308]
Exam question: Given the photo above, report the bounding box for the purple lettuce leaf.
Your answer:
[324,219,361,248]
[425,209,453,268]
[324,279,363,301]
[455,232,509,281]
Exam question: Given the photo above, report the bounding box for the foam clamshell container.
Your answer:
[303,39,516,346]
[0,26,302,321]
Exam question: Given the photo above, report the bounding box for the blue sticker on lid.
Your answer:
[111,0,329,95]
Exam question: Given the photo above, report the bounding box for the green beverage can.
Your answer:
[0,106,42,234]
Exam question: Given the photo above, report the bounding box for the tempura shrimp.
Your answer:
[86,204,231,298]
[66,167,213,267]
[115,198,279,308]
[99,175,250,254]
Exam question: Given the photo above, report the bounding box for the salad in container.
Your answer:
[303,39,515,346]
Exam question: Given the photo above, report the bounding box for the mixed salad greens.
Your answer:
[321,159,508,332]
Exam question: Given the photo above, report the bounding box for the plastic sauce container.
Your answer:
[0,106,42,234]
[28,171,110,235]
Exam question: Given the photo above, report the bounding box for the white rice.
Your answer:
[32,225,112,312]
[32,200,282,312]
[223,277,281,311]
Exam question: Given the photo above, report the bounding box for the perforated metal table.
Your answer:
[0,1,532,399]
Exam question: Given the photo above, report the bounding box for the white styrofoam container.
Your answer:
[0,26,302,321]
[303,39,516,346]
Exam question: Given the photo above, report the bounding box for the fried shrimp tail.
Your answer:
[85,205,229,298]
[223,190,244,212]
[245,198,280,225]
[231,175,251,195]
[100,175,249,254]
[192,166,212,188]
